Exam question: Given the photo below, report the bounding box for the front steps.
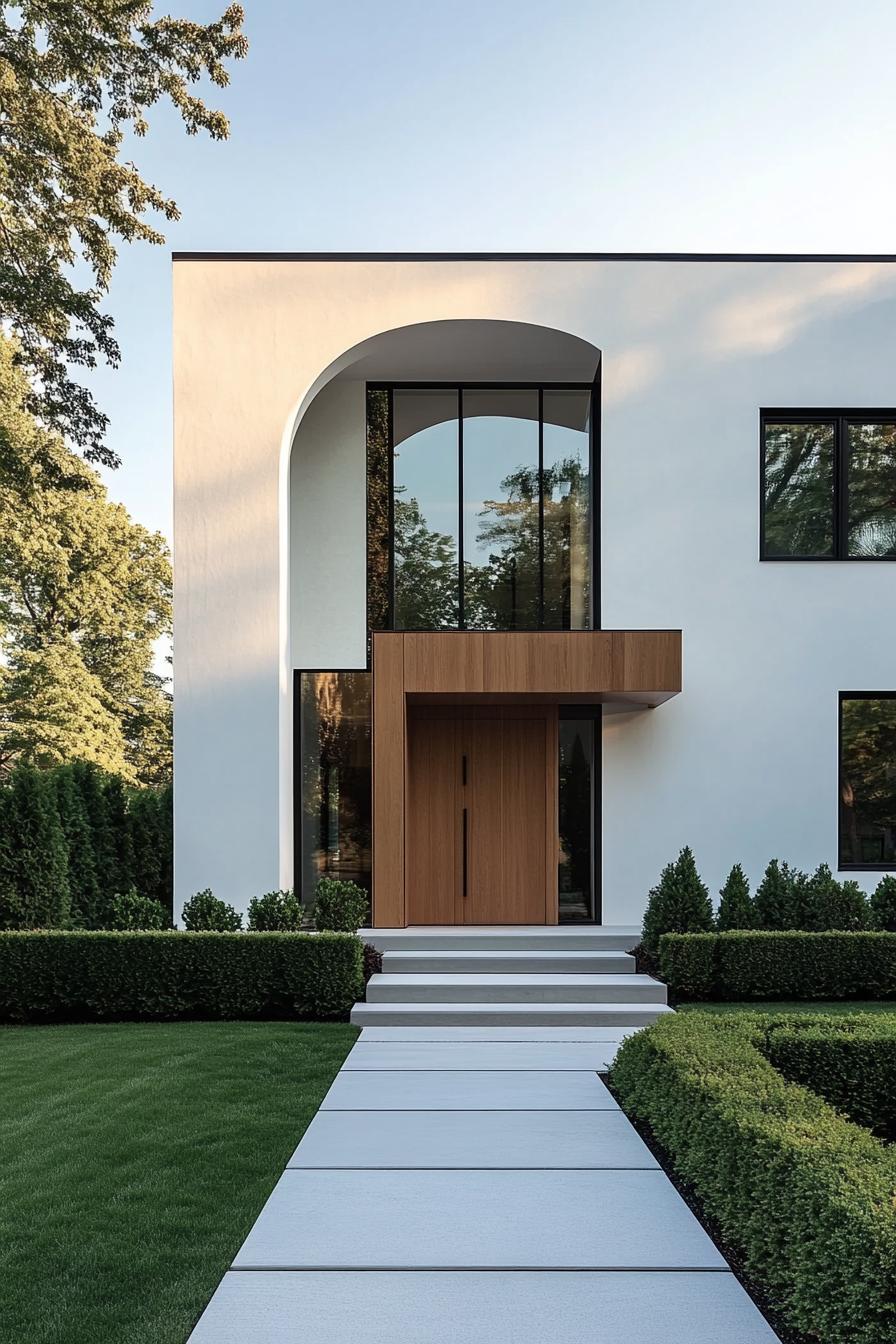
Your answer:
[351,926,671,1029]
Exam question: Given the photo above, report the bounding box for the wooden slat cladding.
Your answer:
[399,630,680,699]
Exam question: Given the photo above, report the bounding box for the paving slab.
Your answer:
[321,1068,618,1111]
[289,1108,657,1168]
[232,1169,726,1269]
[343,1041,623,1070]
[189,1271,781,1344]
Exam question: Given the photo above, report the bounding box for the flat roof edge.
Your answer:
[171,250,896,263]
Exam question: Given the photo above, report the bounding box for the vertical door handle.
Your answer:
[461,754,467,786]
[462,807,468,898]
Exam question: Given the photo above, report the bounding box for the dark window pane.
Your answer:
[558,718,595,921]
[763,422,835,557]
[847,422,896,557]
[543,390,591,629]
[299,672,371,906]
[366,388,391,631]
[392,390,460,629]
[840,696,896,867]
[463,389,540,630]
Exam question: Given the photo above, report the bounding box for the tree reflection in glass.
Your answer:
[839,696,896,866]
[847,422,896,557]
[763,422,835,557]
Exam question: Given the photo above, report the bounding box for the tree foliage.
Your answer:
[0,764,68,927]
[641,846,714,955]
[0,0,247,462]
[716,862,755,930]
[0,341,171,781]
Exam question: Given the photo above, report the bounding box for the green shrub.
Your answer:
[611,1011,896,1344]
[871,875,896,931]
[660,930,896,1000]
[129,784,172,916]
[0,766,69,928]
[109,888,169,931]
[715,862,754,930]
[753,858,804,929]
[765,1017,896,1139]
[313,877,369,932]
[247,889,304,931]
[0,930,364,1022]
[52,764,101,928]
[801,862,870,930]
[641,847,713,955]
[181,888,242,932]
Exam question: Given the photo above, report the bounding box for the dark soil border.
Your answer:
[601,1072,805,1344]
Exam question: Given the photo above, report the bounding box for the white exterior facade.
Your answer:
[172,254,896,923]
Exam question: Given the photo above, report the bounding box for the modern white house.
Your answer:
[172,253,896,930]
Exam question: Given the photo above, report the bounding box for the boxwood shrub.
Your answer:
[660,929,896,1001]
[0,930,364,1023]
[611,1011,896,1344]
[765,1016,896,1139]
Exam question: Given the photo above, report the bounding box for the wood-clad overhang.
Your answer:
[370,630,681,926]
[389,629,682,708]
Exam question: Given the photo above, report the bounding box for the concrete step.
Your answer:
[359,925,640,952]
[381,949,636,974]
[366,973,666,1004]
[350,1001,673,1028]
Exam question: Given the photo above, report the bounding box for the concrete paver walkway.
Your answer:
[188,1025,781,1342]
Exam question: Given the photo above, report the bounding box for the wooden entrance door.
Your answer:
[405,708,556,925]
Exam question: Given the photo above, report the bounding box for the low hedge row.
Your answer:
[659,929,896,1000]
[0,930,364,1023]
[611,1011,896,1344]
[766,1017,896,1139]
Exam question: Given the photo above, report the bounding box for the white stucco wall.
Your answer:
[173,256,896,920]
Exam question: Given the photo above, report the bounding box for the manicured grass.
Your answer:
[0,1020,357,1344]
[678,999,896,1015]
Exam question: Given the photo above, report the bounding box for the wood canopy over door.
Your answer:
[406,707,556,925]
[371,630,682,926]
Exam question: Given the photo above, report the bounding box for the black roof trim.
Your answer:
[171,250,896,263]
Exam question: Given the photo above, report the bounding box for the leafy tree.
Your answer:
[641,847,714,955]
[130,784,171,914]
[716,863,755,930]
[0,347,171,781]
[52,763,101,927]
[801,863,870,931]
[0,1,247,464]
[2,765,68,926]
[182,888,242,932]
[870,875,896,932]
[70,760,115,924]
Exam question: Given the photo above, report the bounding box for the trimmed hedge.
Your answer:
[766,1017,896,1139]
[611,1011,896,1344]
[0,930,364,1023]
[660,930,896,1001]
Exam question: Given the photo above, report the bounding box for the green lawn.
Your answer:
[0,1020,357,1344]
[677,1000,896,1015]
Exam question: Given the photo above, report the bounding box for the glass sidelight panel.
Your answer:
[543,389,591,629]
[558,716,597,922]
[463,389,541,630]
[297,671,372,906]
[392,389,460,629]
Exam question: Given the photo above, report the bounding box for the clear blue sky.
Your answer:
[90,0,896,539]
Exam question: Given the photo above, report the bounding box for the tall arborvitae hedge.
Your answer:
[753,859,802,930]
[0,761,171,929]
[2,767,69,928]
[52,765,101,928]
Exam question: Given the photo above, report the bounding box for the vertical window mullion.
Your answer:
[457,387,464,629]
[537,387,545,629]
[837,416,849,560]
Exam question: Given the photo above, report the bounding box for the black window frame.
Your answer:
[367,378,600,636]
[760,409,896,561]
[838,690,896,872]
